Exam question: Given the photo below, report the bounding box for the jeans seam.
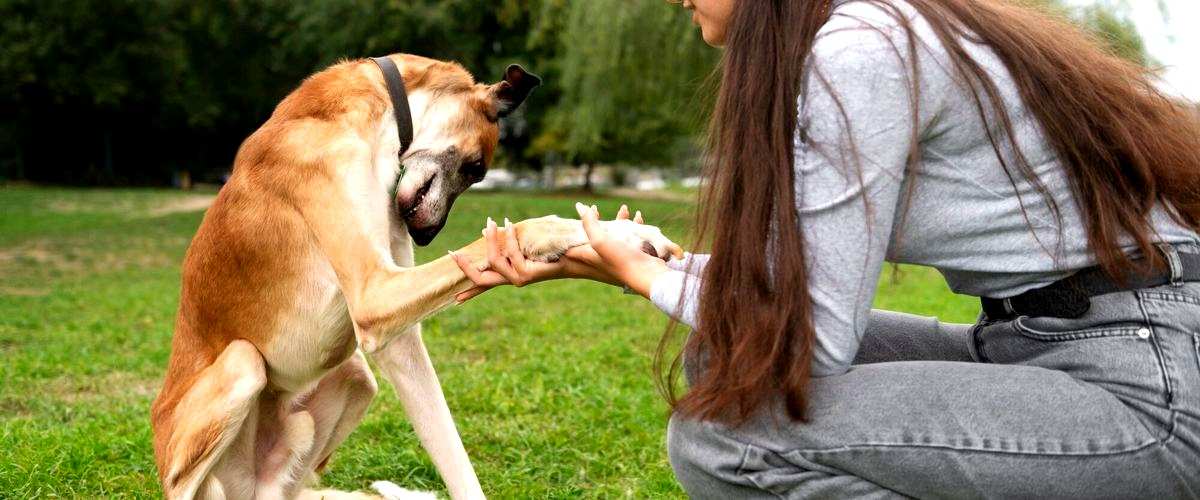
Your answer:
[1194,333,1200,382]
[780,438,1161,458]
[1010,316,1146,341]
[736,442,789,500]
[1136,290,1175,405]
[968,321,989,362]
[1140,290,1200,306]
[733,440,754,477]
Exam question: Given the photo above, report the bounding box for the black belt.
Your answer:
[981,249,1200,321]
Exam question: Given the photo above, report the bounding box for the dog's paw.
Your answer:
[371,480,438,500]
[513,215,683,263]
[513,215,587,263]
[598,219,683,261]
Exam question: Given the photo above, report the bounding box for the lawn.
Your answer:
[0,185,979,498]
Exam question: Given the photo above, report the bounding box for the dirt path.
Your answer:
[144,194,216,217]
[606,188,695,203]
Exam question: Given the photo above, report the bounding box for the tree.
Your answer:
[0,0,1153,186]
[0,0,553,184]
[1036,0,1149,64]
[0,0,180,183]
[536,0,717,189]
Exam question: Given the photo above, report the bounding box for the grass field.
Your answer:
[0,185,979,498]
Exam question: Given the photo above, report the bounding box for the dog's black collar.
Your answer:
[370,56,414,159]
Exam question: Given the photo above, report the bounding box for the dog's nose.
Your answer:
[409,225,442,246]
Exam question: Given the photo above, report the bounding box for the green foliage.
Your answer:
[539,0,717,166]
[1033,0,1149,64]
[0,0,1151,185]
[0,186,979,496]
[1076,5,1148,65]
[0,0,555,184]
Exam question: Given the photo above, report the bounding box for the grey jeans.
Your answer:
[668,283,1200,498]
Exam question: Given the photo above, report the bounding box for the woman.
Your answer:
[454,0,1200,497]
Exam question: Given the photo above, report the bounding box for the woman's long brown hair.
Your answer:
[657,0,1200,425]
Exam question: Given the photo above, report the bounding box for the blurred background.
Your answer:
[0,0,1193,191]
[1,1,1197,496]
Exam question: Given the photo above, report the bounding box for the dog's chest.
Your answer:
[261,262,356,392]
[260,232,413,392]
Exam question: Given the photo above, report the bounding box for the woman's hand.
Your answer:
[450,204,671,303]
[573,202,671,298]
[450,216,613,303]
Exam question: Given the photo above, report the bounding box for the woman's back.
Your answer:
[797,0,1200,302]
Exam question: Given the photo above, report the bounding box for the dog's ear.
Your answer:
[492,64,542,118]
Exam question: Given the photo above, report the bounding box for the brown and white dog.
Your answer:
[149,54,679,500]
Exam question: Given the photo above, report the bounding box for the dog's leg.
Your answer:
[248,351,379,499]
[157,340,266,500]
[371,324,484,500]
[307,350,380,476]
[254,406,316,499]
[291,173,679,353]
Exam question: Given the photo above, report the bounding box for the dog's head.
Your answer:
[391,59,541,246]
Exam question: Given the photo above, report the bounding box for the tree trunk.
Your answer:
[103,128,114,183]
[583,163,595,193]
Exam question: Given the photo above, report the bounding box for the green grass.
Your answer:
[0,185,978,498]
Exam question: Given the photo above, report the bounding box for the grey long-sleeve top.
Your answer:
[648,0,1200,377]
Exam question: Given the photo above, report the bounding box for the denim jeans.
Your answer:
[668,283,1200,498]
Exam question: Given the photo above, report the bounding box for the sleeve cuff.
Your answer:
[649,269,699,329]
[666,252,710,276]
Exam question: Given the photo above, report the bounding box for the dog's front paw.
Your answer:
[513,215,587,263]
[598,219,683,261]
[512,215,683,264]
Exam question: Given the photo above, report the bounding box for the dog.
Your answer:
[149,53,680,499]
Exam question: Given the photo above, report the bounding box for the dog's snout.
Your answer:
[410,224,443,247]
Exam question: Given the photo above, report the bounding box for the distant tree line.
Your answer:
[0,0,1146,185]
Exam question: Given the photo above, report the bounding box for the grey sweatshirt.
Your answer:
[649,0,1200,377]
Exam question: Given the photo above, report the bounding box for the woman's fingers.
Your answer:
[577,202,633,267]
[452,215,583,301]
[450,251,507,286]
[450,249,512,304]
[484,217,523,284]
[450,250,486,285]
[575,202,606,244]
[481,216,537,287]
[616,204,630,220]
[484,217,500,267]
[501,218,529,285]
[633,210,643,225]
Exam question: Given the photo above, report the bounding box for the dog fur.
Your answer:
[149,53,678,500]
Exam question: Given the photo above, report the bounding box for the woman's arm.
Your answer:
[795,9,953,375]
[640,254,708,328]
[450,204,673,302]
[666,253,709,276]
[648,269,702,328]
[648,11,941,375]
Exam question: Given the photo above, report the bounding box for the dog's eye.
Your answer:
[461,160,486,182]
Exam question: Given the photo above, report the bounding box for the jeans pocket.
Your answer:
[1011,315,1150,342]
[980,305,1172,416]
